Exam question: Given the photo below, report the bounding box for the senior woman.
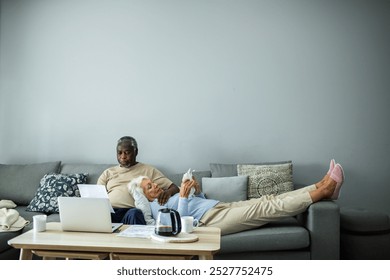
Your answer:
[128,160,344,235]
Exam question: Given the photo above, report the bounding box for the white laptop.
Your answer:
[58,197,122,233]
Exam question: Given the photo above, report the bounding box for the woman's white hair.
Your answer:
[128,175,148,196]
[127,175,156,225]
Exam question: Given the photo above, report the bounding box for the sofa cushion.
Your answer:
[237,163,294,199]
[0,230,20,255]
[202,176,248,202]
[340,207,390,233]
[220,218,309,254]
[210,161,292,177]
[0,162,61,205]
[26,173,88,214]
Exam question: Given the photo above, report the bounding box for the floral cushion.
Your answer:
[26,173,88,214]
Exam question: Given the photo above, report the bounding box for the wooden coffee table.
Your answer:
[8,222,220,260]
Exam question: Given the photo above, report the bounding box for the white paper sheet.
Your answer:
[77,184,115,213]
[117,225,155,238]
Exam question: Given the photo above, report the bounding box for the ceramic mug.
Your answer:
[181,216,198,233]
[33,214,47,232]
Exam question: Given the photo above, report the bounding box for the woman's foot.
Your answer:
[318,177,337,198]
[330,163,344,200]
[311,162,344,201]
[327,159,336,175]
[316,159,337,188]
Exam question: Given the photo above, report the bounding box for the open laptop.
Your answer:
[58,197,122,233]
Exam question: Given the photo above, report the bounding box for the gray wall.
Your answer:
[1,0,389,214]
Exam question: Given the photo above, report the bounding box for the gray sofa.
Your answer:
[0,161,340,260]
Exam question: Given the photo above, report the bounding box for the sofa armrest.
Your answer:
[297,201,340,259]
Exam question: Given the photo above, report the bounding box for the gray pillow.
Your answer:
[210,161,292,177]
[237,163,293,199]
[202,176,248,202]
[0,161,61,205]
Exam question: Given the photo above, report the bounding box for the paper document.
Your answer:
[117,225,155,238]
[78,184,115,213]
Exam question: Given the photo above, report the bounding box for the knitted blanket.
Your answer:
[0,200,30,232]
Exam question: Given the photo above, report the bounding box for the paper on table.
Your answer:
[117,225,155,238]
[77,184,115,213]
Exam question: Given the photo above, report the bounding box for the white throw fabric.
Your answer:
[0,200,30,232]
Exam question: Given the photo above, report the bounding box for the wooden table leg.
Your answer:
[20,249,33,260]
[198,254,213,260]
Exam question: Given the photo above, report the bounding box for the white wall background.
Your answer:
[1,0,389,214]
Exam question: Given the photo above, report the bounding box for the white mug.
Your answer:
[181,216,198,233]
[33,214,47,232]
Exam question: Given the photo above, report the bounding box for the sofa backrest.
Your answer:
[59,163,114,184]
[165,171,211,190]
[0,161,61,205]
[1,160,299,206]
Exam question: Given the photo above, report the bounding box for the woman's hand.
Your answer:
[180,177,200,198]
[192,176,201,195]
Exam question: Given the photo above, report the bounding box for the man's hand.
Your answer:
[157,190,171,205]
[157,184,179,205]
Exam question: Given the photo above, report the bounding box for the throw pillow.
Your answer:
[26,173,88,214]
[202,176,248,202]
[210,161,292,177]
[237,163,293,199]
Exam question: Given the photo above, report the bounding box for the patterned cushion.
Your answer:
[237,163,293,199]
[26,173,88,214]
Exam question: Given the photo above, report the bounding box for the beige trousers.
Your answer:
[199,184,316,235]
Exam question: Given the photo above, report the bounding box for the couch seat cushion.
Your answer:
[0,230,20,254]
[219,218,309,254]
[341,207,390,233]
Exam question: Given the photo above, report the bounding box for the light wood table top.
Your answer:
[8,222,221,260]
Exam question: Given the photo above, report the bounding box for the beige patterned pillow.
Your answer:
[237,163,293,199]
